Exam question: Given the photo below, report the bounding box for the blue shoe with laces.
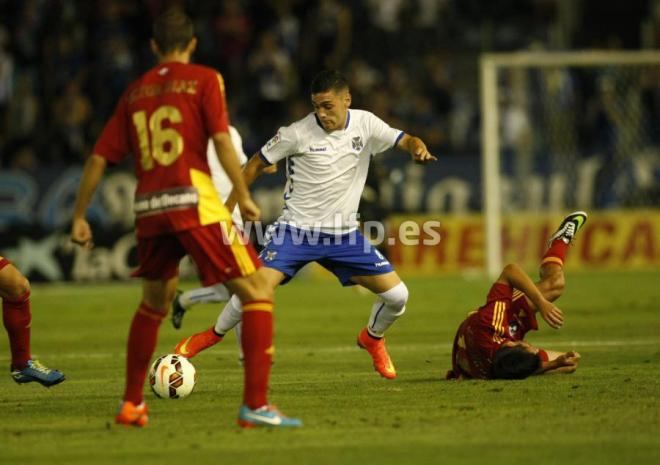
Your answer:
[11,359,65,387]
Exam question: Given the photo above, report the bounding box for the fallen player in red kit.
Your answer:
[447,212,587,380]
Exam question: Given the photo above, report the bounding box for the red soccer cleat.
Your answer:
[174,327,223,359]
[357,328,397,379]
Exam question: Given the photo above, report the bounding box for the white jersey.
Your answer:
[207,126,248,226]
[260,109,403,233]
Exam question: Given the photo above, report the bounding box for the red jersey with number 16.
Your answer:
[93,61,233,238]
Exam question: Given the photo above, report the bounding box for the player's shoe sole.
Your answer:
[10,359,66,387]
[237,405,302,428]
[174,327,223,358]
[171,290,186,330]
[357,328,397,379]
[115,401,148,427]
[548,211,588,245]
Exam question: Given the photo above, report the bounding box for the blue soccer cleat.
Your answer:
[11,359,66,387]
[237,404,303,428]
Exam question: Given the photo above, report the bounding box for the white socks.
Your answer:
[367,282,408,338]
[214,294,243,335]
[179,284,231,309]
[186,280,407,352]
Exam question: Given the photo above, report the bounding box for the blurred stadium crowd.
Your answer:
[0,0,658,171]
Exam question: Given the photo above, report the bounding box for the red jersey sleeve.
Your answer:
[93,94,131,164]
[485,282,513,303]
[201,71,230,137]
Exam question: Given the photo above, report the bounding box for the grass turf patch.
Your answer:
[1,271,659,465]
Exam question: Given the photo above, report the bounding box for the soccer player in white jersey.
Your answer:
[173,70,437,379]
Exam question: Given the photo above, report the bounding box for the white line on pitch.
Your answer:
[1,338,658,362]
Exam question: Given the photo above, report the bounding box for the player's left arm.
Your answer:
[503,340,580,375]
[537,350,581,374]
[396,133,438,164]
[224,153,272,212]
[211,132,262,222]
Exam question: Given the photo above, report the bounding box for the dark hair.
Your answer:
[310,70,349,94]
[153,8,194,54]
[491,346,541,380]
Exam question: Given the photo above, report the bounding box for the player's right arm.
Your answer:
[497,263,564,329]
[71,93,130,248]
[71,155,107,248]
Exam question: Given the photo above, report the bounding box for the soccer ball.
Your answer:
[149,354,197,399]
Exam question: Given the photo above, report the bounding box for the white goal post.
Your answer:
[480,50,660,278]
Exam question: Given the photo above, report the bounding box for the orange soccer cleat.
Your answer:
[115,401,149,427]
[357,328,397,379]
[174,327,223,359]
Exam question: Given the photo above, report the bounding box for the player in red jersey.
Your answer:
[1,256,65,386]
[70,9,300,428]
[446,212,586,380]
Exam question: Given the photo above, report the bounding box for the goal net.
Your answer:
[480,51,660,277]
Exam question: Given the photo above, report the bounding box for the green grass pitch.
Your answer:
[1,271,659,465]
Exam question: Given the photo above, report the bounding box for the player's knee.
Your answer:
[382,281,408,311]
[141,297,169,314]
[141,291,171,314]
[246,288,274,302]
[4,273,30,301]
[237,273,275,302]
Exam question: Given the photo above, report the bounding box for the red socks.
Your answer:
[2,291,32,370]
[123,303,165,405]
[241,300,273,409]
[542,239,569,267]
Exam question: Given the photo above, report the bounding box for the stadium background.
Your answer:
[0,0,659,280]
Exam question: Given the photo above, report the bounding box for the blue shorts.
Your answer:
[259,223,394,286]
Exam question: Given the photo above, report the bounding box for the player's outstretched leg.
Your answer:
[171,284,231,329]
[355,279,408,380]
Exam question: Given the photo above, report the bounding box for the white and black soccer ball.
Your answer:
[149,354,197,399]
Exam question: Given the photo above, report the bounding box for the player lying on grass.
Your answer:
[446,212,586,380]
[1,256,65,387]
[172,69,437,380]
